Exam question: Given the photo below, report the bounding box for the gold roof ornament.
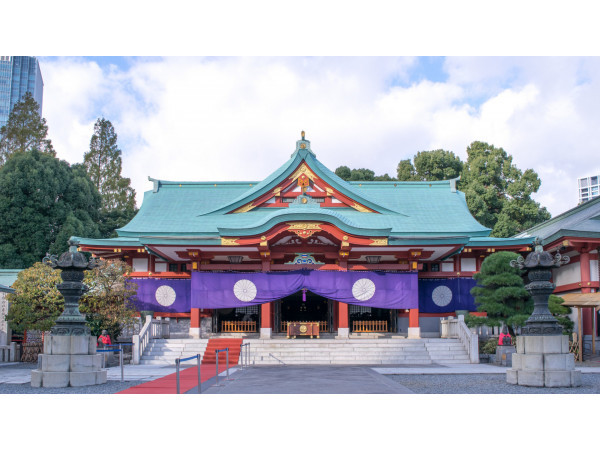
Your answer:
[301,130,305,139]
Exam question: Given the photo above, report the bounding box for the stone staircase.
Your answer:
[138,337,471,366]
[139,339,209,365]
[245,338,471,365]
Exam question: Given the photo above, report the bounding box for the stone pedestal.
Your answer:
[336,327,349,338]
[31,335,107,388]
[260,328,272,339]
[407,327,421,339]
[506,335,581,387]
[495,345,516,367]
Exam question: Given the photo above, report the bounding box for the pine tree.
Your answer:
[83,118,137,237]
[83,118,136,212]
[0,92,54,165]
[465,251,532,335]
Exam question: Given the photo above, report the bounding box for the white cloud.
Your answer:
[37,56,600,218]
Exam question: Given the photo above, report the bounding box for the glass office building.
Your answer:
[0,56,44,128]
[578,175,600,203]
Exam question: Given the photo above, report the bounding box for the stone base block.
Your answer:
[70,370,107,387]
[544,353,575,371]
[337,328,349,338]
[517,370,545,387]
[506,369,518,384]
[39,354,70,372]
[544,370,574,387]
[260,328,272,339]
[30,369,42,388]
[189,327,201,338]
[522,335,568,354]
[70,354,103,372]
[407,327,421,339]
[44,335,97,355]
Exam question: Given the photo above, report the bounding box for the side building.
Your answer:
[515,196,600,354]
[0,56,44,128]
[72,134,532,339]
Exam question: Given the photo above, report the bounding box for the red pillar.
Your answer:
[261,302,272,335]
[409,308,419,328]
[190,308,201,338]
[338,302,348,329]
[580,249,593,335]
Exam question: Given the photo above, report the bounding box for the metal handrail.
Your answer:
[240,343,250,369]
[96,346,124,382]
[175,354,201,394]
[268,353,286,365]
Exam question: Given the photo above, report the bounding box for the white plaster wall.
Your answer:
[441,262,454,272]
[591,259,599,282]
[553,261,580,287]
[132,258,149,272]
[155,262,167,273]
[461,257,476,272]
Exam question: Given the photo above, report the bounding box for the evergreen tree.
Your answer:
[0,92,54,165]
[0,151,101,268]
[83,118,137,237]
[335,166,394,182]
[461,141,551,237]
[465,251,532,335]
[396,150,462,181]
[396,159,417,181]
[5,263,63,333]
[83,118,136,212]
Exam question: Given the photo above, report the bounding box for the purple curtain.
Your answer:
[131,278,191,313]
[191,270,417,309]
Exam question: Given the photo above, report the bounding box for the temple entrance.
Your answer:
[349,305,397,333]
[274,290,333,334]
[213,305,260,333]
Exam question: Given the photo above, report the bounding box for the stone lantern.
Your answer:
[506,237,581,387]
[31,241,107,388]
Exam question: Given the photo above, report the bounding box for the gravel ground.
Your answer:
[0,363,146,394]
[387,373,600,394]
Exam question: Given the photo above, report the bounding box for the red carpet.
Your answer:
[117,339,243,394]
[202,338,243,365]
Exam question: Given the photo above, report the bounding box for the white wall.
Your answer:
[591,259,599,282]
[553,261,581,286]
[132,258,149,272]
[441,261,454,272]
[461,257,476,272]
[155,262,167,273]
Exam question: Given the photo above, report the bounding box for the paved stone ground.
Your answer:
[199,365,413,394]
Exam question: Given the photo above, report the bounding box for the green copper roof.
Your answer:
[514,196,600,244]
[69,135,546,249]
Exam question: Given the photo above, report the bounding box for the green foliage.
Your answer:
[0,151,102,268]
[549,294,574,335]
[335,165,395,182]
[81,259,138,340]
[461,141,551,237]
[397,149,463,181]
[83,118,136,214]
[396,159,416,181]
[479,338,498,354]
[465,251,532,335]
[0,92,54,165]
[5,263,63,333]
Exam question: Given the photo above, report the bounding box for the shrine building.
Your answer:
[72,133,533,339]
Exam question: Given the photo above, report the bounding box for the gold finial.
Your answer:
[301,130,305,140]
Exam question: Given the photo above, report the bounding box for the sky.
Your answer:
[35,56,600,217]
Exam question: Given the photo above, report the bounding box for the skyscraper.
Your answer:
[578,175,600,204]
[0,56,44,128]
